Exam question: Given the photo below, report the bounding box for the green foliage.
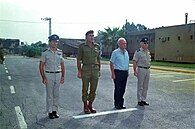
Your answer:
[123,21,147,32]
[21,41,47,57]
[98,27,125,51]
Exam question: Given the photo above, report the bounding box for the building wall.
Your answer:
[126,29,155,59]
[155,23,195,63]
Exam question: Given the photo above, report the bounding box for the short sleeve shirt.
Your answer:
[110,48,129,71]
[132,48,151,67]
[40,48,64,72]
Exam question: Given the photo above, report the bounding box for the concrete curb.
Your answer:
[150,66,195,74]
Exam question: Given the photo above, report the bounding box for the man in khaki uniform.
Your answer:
[133,37,151,106]
[77,30,101,114]
[39,34,65,119]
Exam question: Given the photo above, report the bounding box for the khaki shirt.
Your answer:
[77,42,100,69]
[40,48,64,72]
[133,48,151,67]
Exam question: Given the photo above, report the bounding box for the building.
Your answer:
[155,23,195,63]
[58,38,85,57]
[125,23,195,63]
[125,29,155,59]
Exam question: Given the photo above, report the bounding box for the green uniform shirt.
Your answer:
[77,42,100,70]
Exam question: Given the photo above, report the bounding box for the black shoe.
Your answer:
[138,102,144,106]
[121,106,126,109]
[52,111,59,118]
[115,106,126,109]
[141,101,149,106]
[48,113,55,119]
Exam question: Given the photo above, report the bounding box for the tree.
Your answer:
[98,27,125,51]
[123,21,148,32]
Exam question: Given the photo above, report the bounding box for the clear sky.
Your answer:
[0,0,195,44]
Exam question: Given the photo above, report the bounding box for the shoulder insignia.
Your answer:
[43,48,48,52]
[57,49,62,52]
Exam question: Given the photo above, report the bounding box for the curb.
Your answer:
[150,67,195,74]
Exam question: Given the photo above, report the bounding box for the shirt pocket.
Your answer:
[140,55,147,64]
[83,49,91,58]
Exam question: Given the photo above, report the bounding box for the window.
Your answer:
[190,35,193,40]
[178,36,180,40]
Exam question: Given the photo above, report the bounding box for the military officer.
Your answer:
[77,30,101,114]
[132,37,151,106]
[39,34,65,119]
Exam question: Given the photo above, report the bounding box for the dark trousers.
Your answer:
[114,69,128,108]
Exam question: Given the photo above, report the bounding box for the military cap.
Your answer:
[140,37,149,43]
[85,30,94,37]
[48,34,59,41]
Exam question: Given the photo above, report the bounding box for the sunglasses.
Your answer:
[144,42,149,44]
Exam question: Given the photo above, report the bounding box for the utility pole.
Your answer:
[41,17,52,36]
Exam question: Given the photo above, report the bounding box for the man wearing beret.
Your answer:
[39,34,65,119]
[77,30,101,114]
[132,37,151,106]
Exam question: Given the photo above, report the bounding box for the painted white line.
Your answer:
[8,76,11,80]
[73,108,138,119]
[5,67,8,70]
[15,106,27,129]
[6,70,8,73]
[173,78,195,83]
[10,86,15,94]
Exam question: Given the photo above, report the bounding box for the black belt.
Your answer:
[45,71,61,73]
[83,64,99,66]
[138,66,150,69]
[114,69,128,72]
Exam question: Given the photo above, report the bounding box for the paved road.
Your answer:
[0,55,194,129]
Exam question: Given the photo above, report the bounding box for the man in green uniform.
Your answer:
[77,30,101,114]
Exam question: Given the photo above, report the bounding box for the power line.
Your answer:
[0,19,114,25]
[0,19,43,24]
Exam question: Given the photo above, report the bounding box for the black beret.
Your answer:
[140,37,149,43]
[48,34,59,41]
[85,30,94,36]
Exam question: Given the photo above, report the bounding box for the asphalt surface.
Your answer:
[0,55,194,129]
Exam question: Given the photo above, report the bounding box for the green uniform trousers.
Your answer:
[81,65,99,102]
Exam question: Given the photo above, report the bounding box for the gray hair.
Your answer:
[117,37,126,46]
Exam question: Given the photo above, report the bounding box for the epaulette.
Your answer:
[94,43,100,47]
[43,48,48,52]
[57,49,62,52]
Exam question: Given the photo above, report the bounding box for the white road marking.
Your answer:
[6,70,8,73]
[73,108,138,119]
[5,67,7,70]
[10,86,15,94]
[15,106,27,129]
[173,78,195,83]
[8,76,11,80]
